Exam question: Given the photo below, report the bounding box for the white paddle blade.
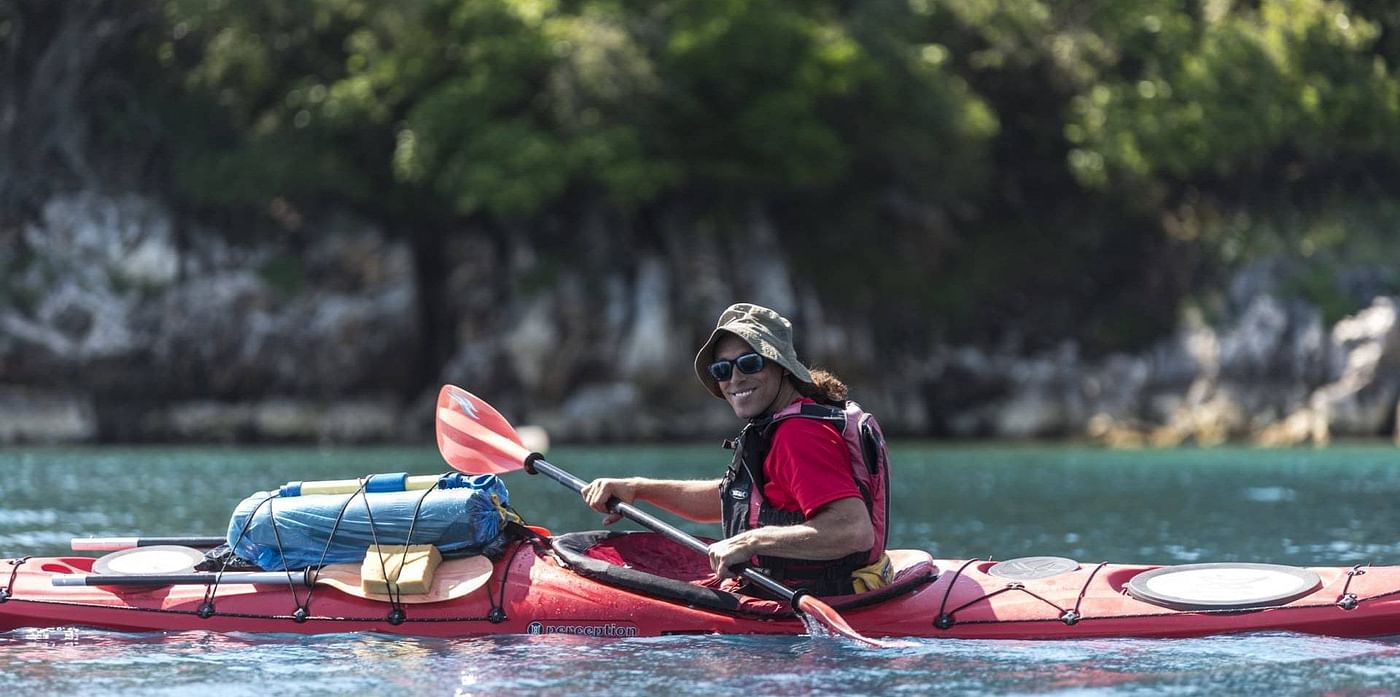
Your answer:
[317,555,494,604]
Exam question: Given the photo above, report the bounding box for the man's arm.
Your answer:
[581,477,723,524]
[705,497,874,578]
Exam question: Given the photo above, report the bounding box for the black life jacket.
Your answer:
[717,399,891,596]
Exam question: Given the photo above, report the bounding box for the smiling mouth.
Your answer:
[729,388,755,400]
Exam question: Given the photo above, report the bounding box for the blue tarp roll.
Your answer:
[227,473,510,571]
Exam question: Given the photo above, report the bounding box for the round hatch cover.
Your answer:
[1126,562,1322,610]
[93,545,207,576]
[988,556,1081,580]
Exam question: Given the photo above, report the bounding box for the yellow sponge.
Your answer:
[360,544,443,595]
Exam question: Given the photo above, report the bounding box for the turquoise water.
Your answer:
[3,444,1400,695]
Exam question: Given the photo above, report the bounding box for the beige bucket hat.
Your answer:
[693,303,813,399]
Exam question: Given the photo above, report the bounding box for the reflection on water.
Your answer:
[4,617,1400,695]
[3,444,1400,694]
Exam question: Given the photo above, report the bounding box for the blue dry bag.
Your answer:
[226,473,510,571]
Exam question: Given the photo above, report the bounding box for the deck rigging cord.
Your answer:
[195,473,525,624]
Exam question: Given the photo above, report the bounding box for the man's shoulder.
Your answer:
[770,409,844,444]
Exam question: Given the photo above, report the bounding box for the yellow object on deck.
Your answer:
[360,544,443,595]
[850,552,894,594]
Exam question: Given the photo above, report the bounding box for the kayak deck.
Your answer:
[3,532,1400,639]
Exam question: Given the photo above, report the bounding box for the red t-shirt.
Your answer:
[761,399,861,516]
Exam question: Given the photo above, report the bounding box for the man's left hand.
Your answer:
[707,535,755,579]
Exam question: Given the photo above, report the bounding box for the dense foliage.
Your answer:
[10,0,1400,355]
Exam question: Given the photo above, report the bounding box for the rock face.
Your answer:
[2,192,1398,445]
[3,193,417,442]
[0,387,96,443]
[1308,298,1400,443]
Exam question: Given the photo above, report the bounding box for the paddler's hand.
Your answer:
[580,478,639,526]
[707,535,757,580]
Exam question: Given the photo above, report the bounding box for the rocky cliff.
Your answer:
[3,192,1396,445]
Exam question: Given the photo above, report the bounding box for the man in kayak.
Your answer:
[582,302,892,596]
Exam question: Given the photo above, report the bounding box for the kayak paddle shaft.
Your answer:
[71,536,225,552]
[527,456,803,605]
[52,570,312,587]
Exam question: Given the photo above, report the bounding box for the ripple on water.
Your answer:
[4,628,1400,696]
[1243,486,1297,503]
[0,509,113,526]
[0,530,90,550]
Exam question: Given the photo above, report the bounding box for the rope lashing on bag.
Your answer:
[199,473,512,622]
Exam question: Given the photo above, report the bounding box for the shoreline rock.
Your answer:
[3,192,1397,446]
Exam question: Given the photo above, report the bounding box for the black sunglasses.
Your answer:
[708,352,767,382]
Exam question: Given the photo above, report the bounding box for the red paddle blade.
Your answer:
[436,385,532,474]
[795,595,894,649]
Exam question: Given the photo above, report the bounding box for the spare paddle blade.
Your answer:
[795,594,894,649]
[436,385,532,474]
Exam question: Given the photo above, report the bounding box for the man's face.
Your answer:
[712,334,786,420]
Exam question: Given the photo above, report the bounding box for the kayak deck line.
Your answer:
[2,556,27,603]
[191,537,534,626]
[930,558,1370,629]
[0,548,521,626]
[918,560,1400,635]
[6,532,1400,640]
[931,557,1106,629]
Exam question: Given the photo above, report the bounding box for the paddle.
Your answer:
[52,555,493,604]
[434,384,890,648]
[72,536,225,551]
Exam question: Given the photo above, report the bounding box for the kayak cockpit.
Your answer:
[547,530,937,616]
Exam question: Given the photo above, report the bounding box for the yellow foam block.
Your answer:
[360,544,443,595]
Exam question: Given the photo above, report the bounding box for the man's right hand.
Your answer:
[580,478,643,526]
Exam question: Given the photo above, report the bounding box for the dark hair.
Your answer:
[794,368,848,403]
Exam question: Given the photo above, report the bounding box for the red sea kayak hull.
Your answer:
[3,539,1399,640]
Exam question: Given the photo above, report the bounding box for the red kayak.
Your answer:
[3,530,1398,640]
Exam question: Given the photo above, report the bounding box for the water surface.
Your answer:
[3,443,1400,695]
